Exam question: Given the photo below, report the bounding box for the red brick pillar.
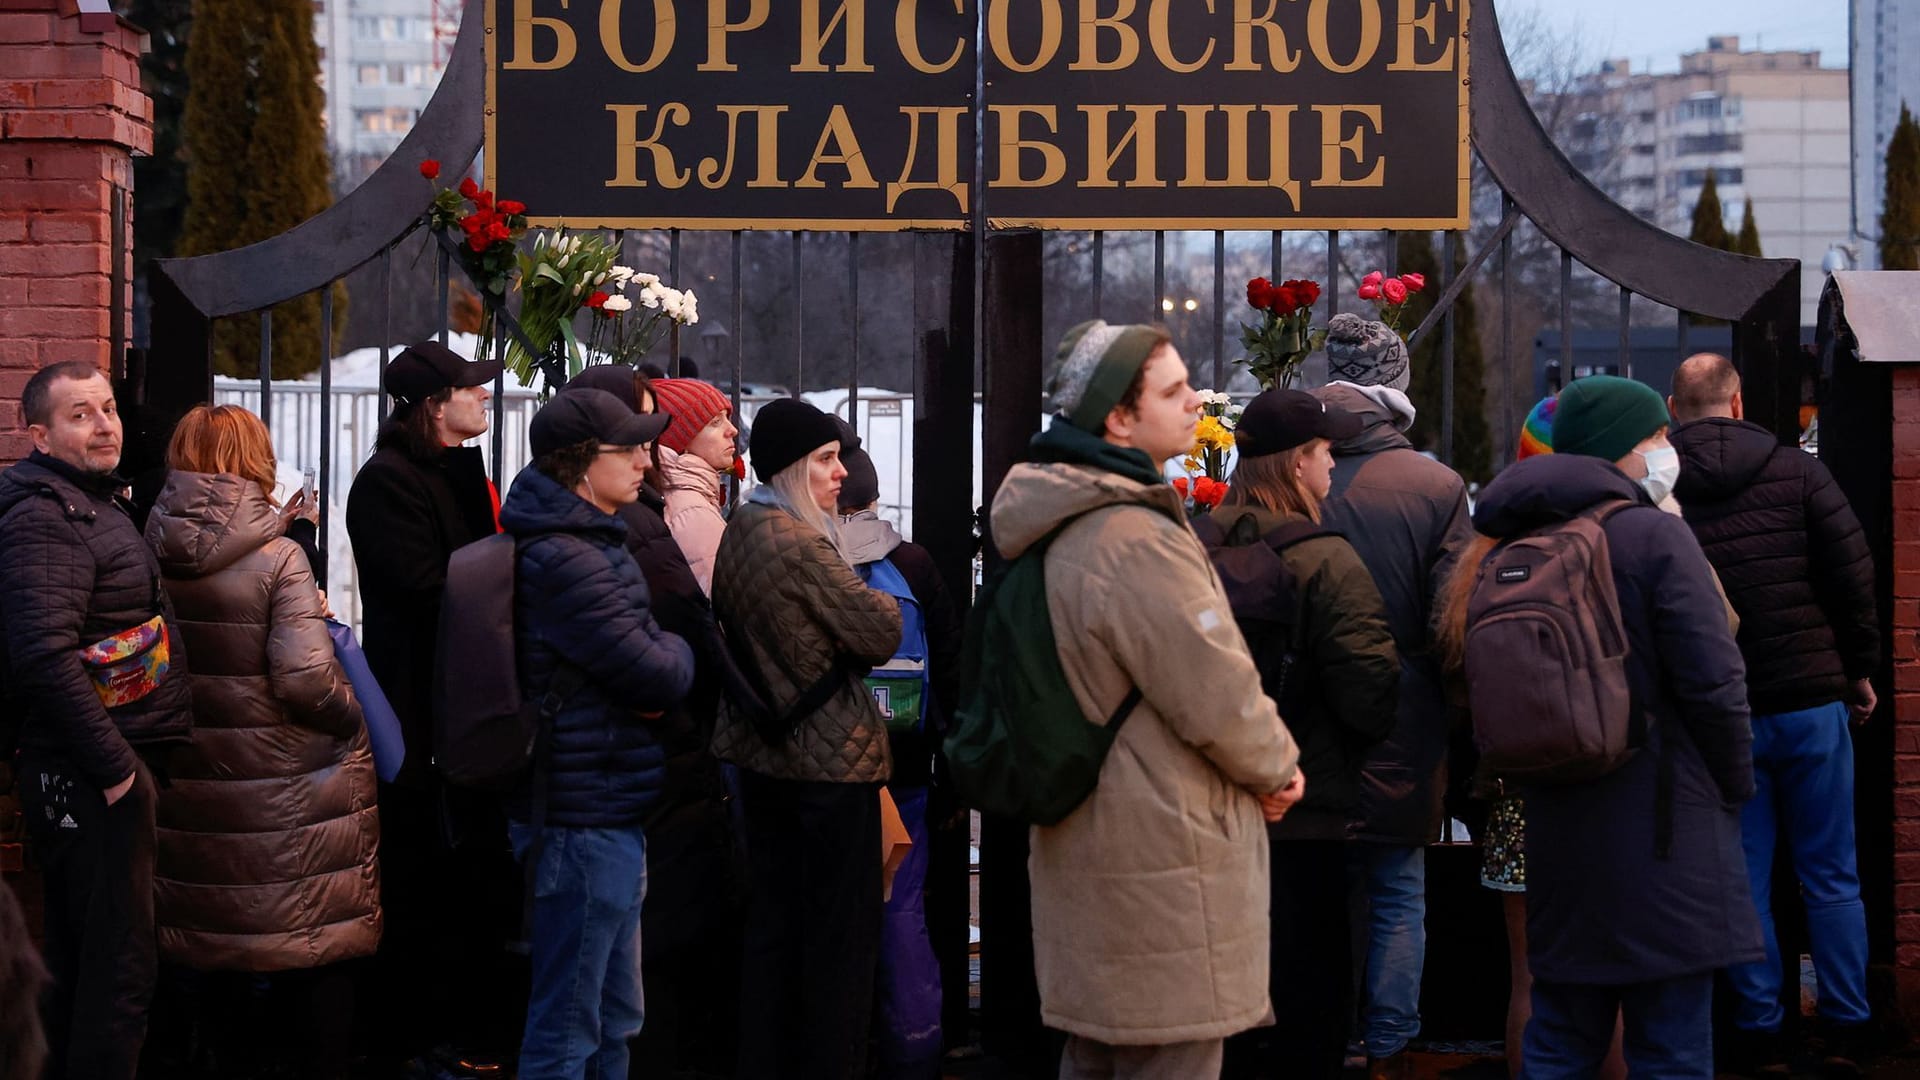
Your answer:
[1891,366,1920,1021]
[0,0,151,466]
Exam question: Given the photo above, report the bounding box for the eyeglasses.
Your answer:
[596,444,649,458]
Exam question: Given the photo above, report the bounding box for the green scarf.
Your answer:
[1028,415,1167,489]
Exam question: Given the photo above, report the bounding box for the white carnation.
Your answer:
[602,294,632,313]
[678,290,699,325]
[632,271,661,289]
[638,285,663,310]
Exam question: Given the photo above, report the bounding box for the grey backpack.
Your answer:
[1465,501,1636,786]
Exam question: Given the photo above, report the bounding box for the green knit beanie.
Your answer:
[1551,375,1670,464]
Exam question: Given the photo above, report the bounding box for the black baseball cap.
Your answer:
[530,388,670,456]
[384,340,503,406]
[1234,388,1365,458]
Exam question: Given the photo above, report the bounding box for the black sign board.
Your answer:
[486,0,1469,231]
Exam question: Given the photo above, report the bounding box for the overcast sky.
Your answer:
[1512,0,1850,73]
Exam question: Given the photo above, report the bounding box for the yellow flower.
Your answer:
[1183,455,1204,473]
[1192,415,1235,454]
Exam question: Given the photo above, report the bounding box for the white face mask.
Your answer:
[1638,445,1680,504]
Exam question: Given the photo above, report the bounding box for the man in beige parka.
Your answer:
[989,320,1304,1080]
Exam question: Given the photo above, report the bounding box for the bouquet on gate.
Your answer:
[583,270,700,371]
[421,159,528,369]
[1174,390,1239,516]
[1239,277,1324,390]
[1355,269,1427,337]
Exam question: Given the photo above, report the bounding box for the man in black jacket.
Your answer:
[0,361,194,1079]
[345,340,509,1073]
[1669,353,1880,1072]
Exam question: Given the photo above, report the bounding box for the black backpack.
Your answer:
[1191,512,1329,718]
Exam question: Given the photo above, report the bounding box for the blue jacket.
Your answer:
[1473,453,1762,984]
[499,466,695,828]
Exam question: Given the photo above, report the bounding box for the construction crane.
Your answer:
[430,0,461,70]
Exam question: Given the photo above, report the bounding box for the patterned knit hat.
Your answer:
[1045,319,1167,432]
[1518,396,1556,460]
[650,378,732,454]
[1323,313,1411,393]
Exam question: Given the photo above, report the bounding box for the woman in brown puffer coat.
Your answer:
[143,404,376,1077]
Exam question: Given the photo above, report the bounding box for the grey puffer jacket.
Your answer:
[710,496,903,782]
[1312,384,1474,844]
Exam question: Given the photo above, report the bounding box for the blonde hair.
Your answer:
[768,447,848,565]
[167,404,279,505]
[1224,443,1323,523]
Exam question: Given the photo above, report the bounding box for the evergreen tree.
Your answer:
[1398,232,1492,484]
[1688,168,1730,252]
[1734,200,1763,258]
[127,0,192,274]
[1883,102,1920,271]
[180,0,344,378]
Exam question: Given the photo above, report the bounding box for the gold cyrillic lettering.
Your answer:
[1223,0,1299,72]
[887,106,971,213]
[1307,0,1381,73]
[606,103,692,187]
[987,0,1064,73]
[506,0,578,69]
[1148,0,1214,72]
[988,104,1068,187]
[1071,0,1140,71]
[600,0,674,73]
[1312,103,1384,187]
[1176,104,1300,208]
[795,105,880,189]
[1080,104,1165,187]
[795,0,874,72]
[1388,0,1454,71]
[698,105,789,188]
[896,0,967,73]
[699,0,769,71]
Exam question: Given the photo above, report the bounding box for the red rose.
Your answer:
[729,457,747,481]
[1362,270,1384,287]
[419,159,440,179]
[459,211,492,234]
[497,199,526,216]
[468,233,489,252]
[1173,476,1190,497]
[486,220,511,242]
[1271,285,1299,312]
[1246,277,1275,311]
[1399,272,1426,293]
[472,190,494,211]
[458,176,479,199]
[1293,279,1322,307]
[1382,278,1409,304]
[1357,282,1381,301]
[586,291,610,309]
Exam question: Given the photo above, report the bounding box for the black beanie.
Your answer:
[749,398,842,483]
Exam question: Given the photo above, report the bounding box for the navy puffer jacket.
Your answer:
[499,465,695,828]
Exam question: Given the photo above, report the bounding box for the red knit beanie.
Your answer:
[651,379,732,454]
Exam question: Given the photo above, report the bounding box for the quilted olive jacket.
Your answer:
[710,498,903,782]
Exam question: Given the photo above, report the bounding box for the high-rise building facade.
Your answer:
[1854,0,1920,267]
[313,0,452,192]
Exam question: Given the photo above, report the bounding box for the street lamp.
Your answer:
[699,320,730,374]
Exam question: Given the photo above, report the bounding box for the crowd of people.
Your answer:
[0,315,1883,1080]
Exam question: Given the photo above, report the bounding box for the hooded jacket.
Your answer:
[990,421,1299,1045]
[144,471,379,971]
[344,421,498,786]
[1474,453,1762,984]
[709,496,903,783]
[1202,503,1400,840]
[838,510,964,787]
[1312,384,1474,843]
[1670,418,1878,715]
[659,446,728,595]
[0,451,194,786]
[499,466,696,827]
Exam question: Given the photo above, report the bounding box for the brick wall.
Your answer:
[1892,365,1920,1021]
[0,0,151,465]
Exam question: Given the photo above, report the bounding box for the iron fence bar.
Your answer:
[378,246,392,424]
[1385,230,1396,274]
[1500,194,1514,459]
[1619,287,1633,378]
[1327,231,1341,317]
[319,287,333,569]
[1560,248,1574,380]
[436,245,450,347]
[1441,232,1456,465]
[732,231,745,413]
[669,229,681,376]
[259,309,273,427]
[492,320,506,486]
[1407,205,1520,346]
[792,233,805,391]
[1678,307,1690,359]
[1091,231,1104,318]
[110,186,126,379]
[1153,231,1166,324]
[849,232,860,422]
[1212,230,1225,389]
[1271,230,1281,283]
